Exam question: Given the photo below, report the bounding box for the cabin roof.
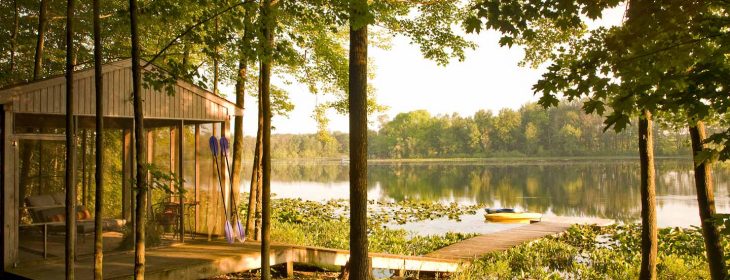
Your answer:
[0,59,242,122]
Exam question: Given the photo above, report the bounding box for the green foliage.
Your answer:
[453,224,723,279]
[260,198,477,256]
[257,100,694,159]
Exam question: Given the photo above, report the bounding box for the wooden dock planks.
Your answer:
[425,222,571,260]
[8,240,460,280]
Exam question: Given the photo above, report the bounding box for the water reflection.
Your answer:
[251,159,730,227]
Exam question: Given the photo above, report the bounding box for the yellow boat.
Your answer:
[484,208,542,224]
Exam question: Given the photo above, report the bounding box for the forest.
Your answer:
[261,100,692,159]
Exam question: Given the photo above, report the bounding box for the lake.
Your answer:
[247,158,730,233]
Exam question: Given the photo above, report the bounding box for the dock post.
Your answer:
[286,250,294,277]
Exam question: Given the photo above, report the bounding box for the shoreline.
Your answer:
[267,155,692,164]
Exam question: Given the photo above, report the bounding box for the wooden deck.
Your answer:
[8,240,460,280]
[8,221,587,279]
[425,222,571,260]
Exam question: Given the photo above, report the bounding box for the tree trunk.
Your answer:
[10,0,18,73]
[213,19,220,96]
[92,0,105,276]
[260,0,274,278]
[638,109,657,280]
[348,0,370,279]
[234,4,253,240]
[230,59,246,227]
[65,0,77,278]
[689,122,727,280]
[130,0,147,278]
[245,116,261,240]
[34,0,49,80]
[246,126,263,240]
[19,0,50,206]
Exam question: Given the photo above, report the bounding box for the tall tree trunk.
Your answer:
[10,0,18,73]
[689,122,727,280]
[213,19,220,96]
[246,91,264,240]
[233,3,253,239]
[129,0,147,278]
[19,0,50,208]
[92,0,105,276]
[260,0,274,278]
[34,0,49,80]
[230,59,245,220]
[638,109,657,280]
[65,0,77,278]
[245,113,261,240]
[348,0,370,279]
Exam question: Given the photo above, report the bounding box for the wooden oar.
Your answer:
[219,136,245,243]
[209,136,234,244]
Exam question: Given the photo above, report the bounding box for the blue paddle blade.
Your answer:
[220,136,230,155]
[236,220,245,243]
[224,221,234,244]
[208,136,219,155]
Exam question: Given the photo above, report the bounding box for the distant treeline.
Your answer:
[246,101,694,159]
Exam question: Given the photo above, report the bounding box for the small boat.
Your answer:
[484,208,542,224]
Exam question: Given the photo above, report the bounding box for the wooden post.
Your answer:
[194,124,199,235]
[81,129,87,206]
[147,130,153,214]
[177,121,184,242]
[122,129,132,220]
[3,107,18,268]
[286,250,294,278]
[170,126,176,198]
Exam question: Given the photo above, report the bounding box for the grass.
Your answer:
[452,224,729,280]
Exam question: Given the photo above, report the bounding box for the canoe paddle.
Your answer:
[209,136,234,244]
[219,136,246,243]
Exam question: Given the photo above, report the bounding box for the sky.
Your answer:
[225,6,626,136]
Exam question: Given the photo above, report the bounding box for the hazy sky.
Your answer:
[226,6,626,136]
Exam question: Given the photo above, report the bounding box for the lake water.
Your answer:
[251,158,730,233]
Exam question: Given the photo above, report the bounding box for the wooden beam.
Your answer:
[147,129,153,215]
[121,129,131,221]
[3,107,17,269]
[194,124,199,234]
[121,128,132,221]
[177,121,184,242]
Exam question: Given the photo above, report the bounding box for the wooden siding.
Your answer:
[0,60,236,122]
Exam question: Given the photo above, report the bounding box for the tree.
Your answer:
[689,122,727,280]
[231,2,256,241]
[348,0,370,277]
[259,0,275,278]
[34,0,48,80]
[637,110,657,279]
[64,0,77,278]
[129,0,148,277]
[92,0,105,277]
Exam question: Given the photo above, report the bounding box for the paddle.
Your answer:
[209,136,234,244]
[219,136,246,243]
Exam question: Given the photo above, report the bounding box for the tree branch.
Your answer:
[144,0,255,68]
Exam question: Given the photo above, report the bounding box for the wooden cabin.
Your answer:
[0,59,243,269]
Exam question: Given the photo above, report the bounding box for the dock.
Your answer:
[8,220,609,279]
[425,222,571,260]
